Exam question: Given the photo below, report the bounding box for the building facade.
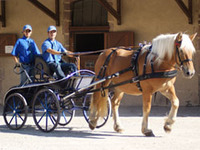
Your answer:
[0,0,200,106]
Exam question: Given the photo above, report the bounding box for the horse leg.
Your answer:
[111,88,124,133]
[142,93,155,136]
[88,90,100,130]
[160,85,179,133]
[89,80,111,130]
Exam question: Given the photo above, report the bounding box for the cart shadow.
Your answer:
[0,124,160,139]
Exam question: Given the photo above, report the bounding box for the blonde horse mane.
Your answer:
[147,33,196,66]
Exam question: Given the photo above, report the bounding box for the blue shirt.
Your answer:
[42,38,66,63]
[11,36,40,63]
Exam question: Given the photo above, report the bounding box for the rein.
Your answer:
[68,49,106,56]
[67,46,139,56]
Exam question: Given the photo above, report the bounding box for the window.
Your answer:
[72,0,108,26]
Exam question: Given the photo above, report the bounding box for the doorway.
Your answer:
[74,32,104,70]
[75,33,104,52]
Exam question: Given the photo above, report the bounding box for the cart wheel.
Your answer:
[82,93,111,128]
[3,93,28,130]
[58,98,75,126]
[32,89,60,132]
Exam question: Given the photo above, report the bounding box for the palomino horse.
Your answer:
[89,32,197,136]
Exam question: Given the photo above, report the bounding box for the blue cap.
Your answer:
[23,24,32,31]
[47,25,57,32]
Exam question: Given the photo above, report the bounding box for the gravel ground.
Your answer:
[0,105,200,150]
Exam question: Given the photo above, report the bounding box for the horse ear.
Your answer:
[176,32,183,42]
[190,33,197,41]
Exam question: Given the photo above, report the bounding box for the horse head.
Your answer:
[175,32,197,79]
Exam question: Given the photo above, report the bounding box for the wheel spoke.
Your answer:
[37,112,46,124]
[62,111,68,123]
[38,98,45,110]
[7,103,14,111]
[15,114,18,128]
[8,114,15,125]
[16,112,25,122]
[46,112,48,131]
[48,113,56,125]
[12,97,16,109]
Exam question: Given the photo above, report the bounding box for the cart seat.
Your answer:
[34,55,54,82]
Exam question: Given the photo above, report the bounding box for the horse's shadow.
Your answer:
[0,124,161,138]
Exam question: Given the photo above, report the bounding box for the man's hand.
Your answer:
[60,52,67,56]
[15,62,21,67]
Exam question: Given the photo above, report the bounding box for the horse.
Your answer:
[88,32,197,136]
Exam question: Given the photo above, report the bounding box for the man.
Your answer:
[42,25,77,79]
[11,24,40,86]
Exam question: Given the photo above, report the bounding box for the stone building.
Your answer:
[0,0,199,106]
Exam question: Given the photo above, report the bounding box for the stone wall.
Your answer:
[0,0,199,106]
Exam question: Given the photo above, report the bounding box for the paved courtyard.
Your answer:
[0,105,200,150]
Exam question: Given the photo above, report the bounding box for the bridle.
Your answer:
[175,40,193,68]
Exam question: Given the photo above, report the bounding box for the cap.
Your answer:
[47,25,57,32]
[23,24,32,31]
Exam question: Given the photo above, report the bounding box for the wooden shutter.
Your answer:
[104,31,134,48]
[0,34,17,56]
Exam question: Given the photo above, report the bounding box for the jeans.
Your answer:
[20,64,35,86]
[48,62,77,79]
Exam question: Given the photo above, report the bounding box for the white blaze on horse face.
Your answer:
[182,63,195,78]
[179,34,196,78]
[181,51,195,78]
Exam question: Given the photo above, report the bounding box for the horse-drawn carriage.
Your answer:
[2,32,197,136]
[2,55,111,132]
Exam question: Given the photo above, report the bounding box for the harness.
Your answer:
[131,45,178,91]
[175,40,193,67]
[97,45,178,93]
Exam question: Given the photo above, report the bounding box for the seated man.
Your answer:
[42,25,77,79]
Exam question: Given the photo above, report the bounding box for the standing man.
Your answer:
[42,25,77,79]
[11,24,41,86]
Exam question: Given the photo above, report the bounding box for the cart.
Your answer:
[3,55,111,132]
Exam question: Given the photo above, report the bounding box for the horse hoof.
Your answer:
[89,123,95,130]
[114,124,124,133]
[164,125,172,133]
[88,120,97,130]
[144,131,155,137]
[114,127,124,133]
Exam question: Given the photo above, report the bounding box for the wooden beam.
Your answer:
[96,0,121,25]
[28,0,60,26]
[199,14,200,25]
[55,0,60,26]
[0,0,6,27]
[175,0,193,24]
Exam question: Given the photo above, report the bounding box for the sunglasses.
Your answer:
[25,29,31,33]
[49,30,57,33]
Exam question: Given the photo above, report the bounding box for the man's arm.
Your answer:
[13,56,19,63]
[46,48,61,55]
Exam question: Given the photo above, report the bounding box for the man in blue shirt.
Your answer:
[11,24,40,86]
[42,25,77,79]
